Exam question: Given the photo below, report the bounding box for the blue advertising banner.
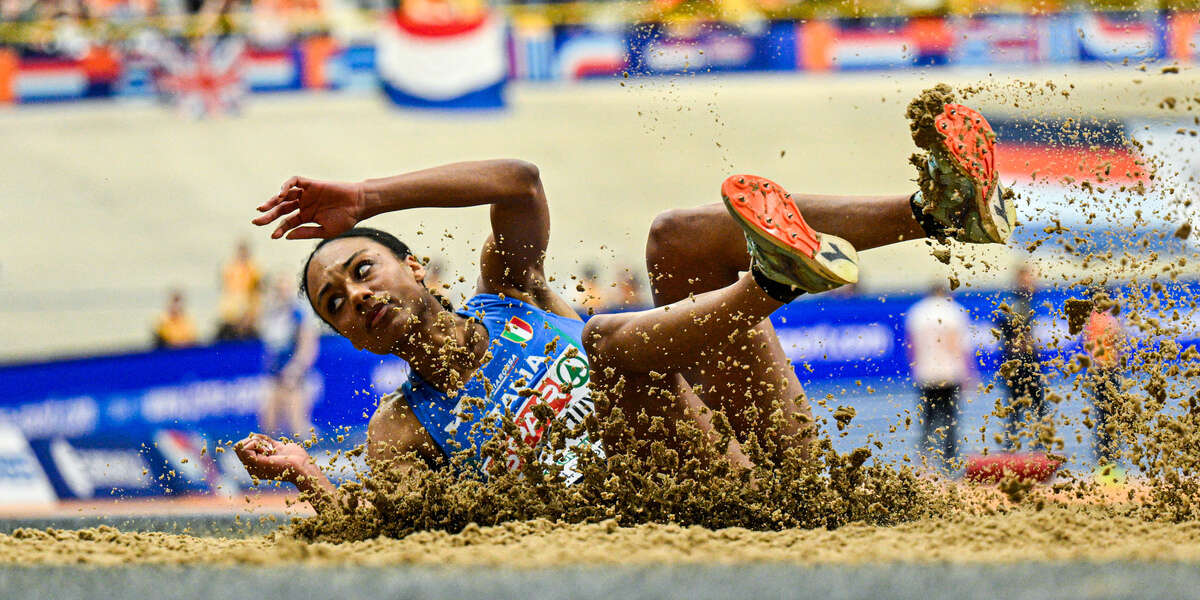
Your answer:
[772,280,1200,382]
[0,336,406,443]
[3,281,1197,499]
[625,20,797,76]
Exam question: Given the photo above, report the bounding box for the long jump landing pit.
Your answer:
[4,500,1200,600]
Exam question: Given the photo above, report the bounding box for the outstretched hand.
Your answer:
[234,433,313,483]
[253,176,366,240]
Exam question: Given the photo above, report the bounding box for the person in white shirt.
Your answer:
[905,284,973,471]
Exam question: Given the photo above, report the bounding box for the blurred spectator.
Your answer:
[152,288,198,348]
[605,264,648,312]
[258,275,320,437]
[574,263,604,313]
[423,258,446,294]
[421,258,459,309]
[997,263,1046,451]
[1083,288,1124,466]
[905,283,972,471]
[216,239,262,341]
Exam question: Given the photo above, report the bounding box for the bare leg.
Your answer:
[643,194,924,458]
[283,380,314,438]
[585,274,781,375]
[595,371,754,469]
[792,193,925,250]
[653,195,923,274]
[583,275,780,465]
[260,383,283,436]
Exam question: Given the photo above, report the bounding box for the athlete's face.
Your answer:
[305,238,431,355]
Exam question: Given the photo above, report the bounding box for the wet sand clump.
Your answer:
[1064,298,1094,335]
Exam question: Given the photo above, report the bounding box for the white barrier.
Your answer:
[0,422,57,507]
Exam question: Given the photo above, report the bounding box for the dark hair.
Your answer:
[299,227,453,328]
[299,227,412,298]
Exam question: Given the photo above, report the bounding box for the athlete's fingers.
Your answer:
[282,187,304,204]
[235,433,264,448]
[279,176,309,194]
[259,184,306,213]
[285,225,329,240]
[256,193,281,213]
[252,200,299,226]
[235,439,264,458]
[279,176,299,193]
[271,213,305,239]
[247,433,275,444]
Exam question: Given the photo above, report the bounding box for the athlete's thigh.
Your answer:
[644,206,811,447]
[690,319,813,447]
[588,367,702,456]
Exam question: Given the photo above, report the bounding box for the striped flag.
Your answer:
[376,10,507,110]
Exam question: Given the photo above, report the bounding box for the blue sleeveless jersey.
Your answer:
[398,294,601,484]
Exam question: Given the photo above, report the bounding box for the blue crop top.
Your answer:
[397,293,601,484]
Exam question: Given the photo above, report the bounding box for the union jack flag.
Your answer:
[150,36,246,117]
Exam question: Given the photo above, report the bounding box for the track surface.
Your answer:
[3,562,1200,600]
[0,514,280,538]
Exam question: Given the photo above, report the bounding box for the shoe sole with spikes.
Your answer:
[721,174,858,294]
[912,102,1016,244]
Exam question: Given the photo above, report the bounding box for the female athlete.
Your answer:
[235,98,1015,513]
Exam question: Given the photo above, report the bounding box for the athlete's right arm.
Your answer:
[252,159,543,241]
[234,393,436,515]
[365,393,442,480]
[234,433,338,513]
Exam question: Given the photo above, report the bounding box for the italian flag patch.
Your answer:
[501,316,533,343]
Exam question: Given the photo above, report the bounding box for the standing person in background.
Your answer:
[152,288,199,349]
[1083,288,1125,470]
[216,239,263,341]
[997,263,1046,451]
[574,263,604,314]
[259,275,320,437]
[421,259,447,298]
[605,264,649,312]
[904,283,972,472]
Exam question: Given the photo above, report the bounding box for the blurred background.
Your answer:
[1,0,1198,512]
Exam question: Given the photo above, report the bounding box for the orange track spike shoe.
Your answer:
[722,175,859,296]
[908,88,1016,244]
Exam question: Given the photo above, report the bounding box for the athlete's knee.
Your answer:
[646,208,701,267]
[581,315,614,361]
[583,314,633,374]
[646,209,710,301]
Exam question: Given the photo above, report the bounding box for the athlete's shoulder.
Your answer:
[370,390,417,436]
[368,390,439,466]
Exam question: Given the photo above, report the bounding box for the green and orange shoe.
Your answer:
[907,85,1016,244]
[722,174,859,296]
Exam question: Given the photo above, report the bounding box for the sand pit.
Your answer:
[3,505,1200,568]
[4,506,1200,600]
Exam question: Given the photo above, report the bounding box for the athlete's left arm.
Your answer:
[356,158,559,306]
[351,158,569,314]
[254,159,576,315]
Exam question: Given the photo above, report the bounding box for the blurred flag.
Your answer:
[149,36,247,118]
[376,9,507,110]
